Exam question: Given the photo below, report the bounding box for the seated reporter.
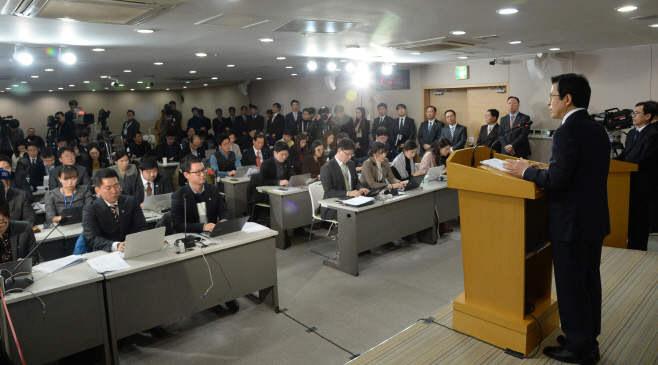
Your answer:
[29,147,57,191]
[49,147,91,190]
[360,142,406,190]
[122,156,173,207]
[303,140,326,179]
[45,165,93,224]
[157,130,181,162]
[210,135,242,177]
[2,177,36,228]
[328,132,363,171]
[82,168,148,252]
[87,143,110,176]
[391,140,426,181]
[0,155,34,204]
[366,127,396,162]
[288,133,309,174]
[0,202,37,264]
[109,150,137,188]
[128,130,152,158]
[419,137,451,173]
[319,138,369,220]
[259,141,296,187]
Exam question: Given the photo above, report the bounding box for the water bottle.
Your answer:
[423,175,429,185]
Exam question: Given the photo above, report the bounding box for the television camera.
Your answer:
[591,108,633,158]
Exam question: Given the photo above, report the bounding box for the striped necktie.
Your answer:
[109,205,119,224]
[341,163,349,191]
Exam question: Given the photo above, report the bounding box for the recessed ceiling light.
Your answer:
[145,86,150,89]
[58,17,76,22]
[509,41,522,44]
[119,84,124,87]
[212,77,218,80]
[130,89,134,91]
[497,8,518,14]
[166,88,170,90]
[58,87,64,90]
[31,75,39,78]
[204,84,208,86]
[136,29,154,33]
[124,70,131,72]
[450,30,466,35]
[276,57,286,60]
[291,73,297,76]
[5,88,10,90]
[105,87,109,89]
[186,81,190,83]
[411,52,422,55]
[227,64,235,67]
[650,24,658,27]
[48,90,52,92]
[196,53,207,57]
[259,38,274,42]
[20,81,27,83]
[256,77,262,80]
[12,84,18,87]
[45,69,54,71]
[83,81,90,83]
[91,48,105,52]
[617,6,637,12]
[458,56,468,59]
[100,76,108,78]
[286,66,293,69]
[137,81,143,84]
[92,90,96,91]
[189,71,196,73]
[154,62,163,65]
[183,86,187,88]
[69,84,75,87]
[550,47,561,51]
[339,60,347,62]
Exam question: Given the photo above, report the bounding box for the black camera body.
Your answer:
[594,108,633,131]
[46,115,58,128]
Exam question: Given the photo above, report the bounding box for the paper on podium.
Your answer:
[33,255,86,274]
[480,158,510,172]
[87,252,131,273]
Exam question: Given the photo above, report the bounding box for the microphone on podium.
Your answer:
[470,121,533,167]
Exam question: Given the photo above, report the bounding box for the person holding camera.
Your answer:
[310,106,338,142]
[56,111,76,144]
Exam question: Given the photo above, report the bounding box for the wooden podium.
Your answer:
[447,147,559,356]
[604,159,637,249]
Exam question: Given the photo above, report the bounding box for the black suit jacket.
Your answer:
[58,121,76,143]
[128,142,152,158]
[82,195,148,252]
[258,157,296,186]
[319,158,362,220]
[26,135,45,150]
[285,112,301,133]
[371,115,395,140]
[121,119,141,145]
[523,109,610,242]
[10,171,33,204]
[171,183,229,233]
[241,147,272,167]
[16,155,40,177]
[417,120,442,151]
[439,123,468,150]
[615,126,658,189]
[121,173,174,203]
[8,221,37,263]
[269,114,286,139]
[6,187,36,226]
[310,120,339,142]
[497,112,531,158]
[390,116,416,147]
[477,124,501,153]
[49,165,91,190]
[248,115,265,133]
[178,145,205,160]
[213,117,232,134]
[157,142,181,162]
[29,161,52,191]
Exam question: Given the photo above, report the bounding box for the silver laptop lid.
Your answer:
[286,173,311,187]
[123,227,166,260]
[142,193,173,212]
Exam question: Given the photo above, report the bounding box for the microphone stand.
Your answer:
[470,121,533,166]
[179,192,196,248]
[4,222,62,291]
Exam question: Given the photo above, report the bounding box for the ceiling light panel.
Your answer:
[196,13,271,28]
[274,20,362,34]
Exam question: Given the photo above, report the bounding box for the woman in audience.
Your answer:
[227,130,242,159]
[0,202,37,264]
[87,143,109,177]
[303,139,326,178]
[352,107,370,158]
[419,137,451,174]
[109,149,137,187]
[391,140,427,181]
[11,140,26,171]
[69,140,92,175]
[44,165,93,224]
[289,133,309,174]
[360,141,406,190]
[322,132,336,157]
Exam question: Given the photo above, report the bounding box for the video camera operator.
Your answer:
[65,99,78,124]
[56,111,76,144]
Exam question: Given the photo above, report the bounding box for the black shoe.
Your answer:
[543,346,599,365]
[293,227,311,237]
[146,326,167,338]
[225,299,239,312]
[557,334,568,346]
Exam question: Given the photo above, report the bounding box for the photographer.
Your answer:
[64,100,78,124]
[56,111,76,143]
[121,110,140,150]
[310,106,338,142]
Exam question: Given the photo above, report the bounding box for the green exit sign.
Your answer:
[456,66,469,80]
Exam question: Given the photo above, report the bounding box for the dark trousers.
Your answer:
[650,192,658,232]
[552,239,603,355]
[627,186,651,251]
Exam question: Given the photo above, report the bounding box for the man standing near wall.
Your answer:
[497,96,531,159]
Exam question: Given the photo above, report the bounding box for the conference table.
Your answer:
[256,185,314,249]
[319,180,459,276]
[218,176,251,219]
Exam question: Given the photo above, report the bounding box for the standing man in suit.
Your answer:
[614,101,658,251]
[285,100,301,133]
[122,156,174,206]
[418,106,442,155]
[248,104,265,133]
[121,110,140,151]
[392,104,416,150]
[234,106,249,137]
[648,100,658,235]
[319,138,369,221]
[49,147,91,190]
[504,74,608,364]
[334,104,353,129]
[372,103,395,141]
[497,96,531,158]
[213,108,231,136]
[439,110,467,151]
[310,107,338,142]
[476,109,501,153]
[268,103,286,141]
[56,111,76,144]
[241,133,271,167]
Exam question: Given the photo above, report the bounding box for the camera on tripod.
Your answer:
[0,116,18,128]
[592,108,633,131]
[97,109,111,128]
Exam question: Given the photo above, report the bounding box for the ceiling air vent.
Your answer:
[2,0,186,25]
[385,37,482,53]
[273,20,362,34]
[473,35,505,41]
[195,13,270,28]
[0,76,16,81]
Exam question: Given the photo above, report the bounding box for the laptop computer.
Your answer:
[285,173,311,188]
[234,165,258,177]
[204,216,250,238]
[121,227,166,259]
[365,186,386,197]
[0,258,33,279]
[59,206,84,226]
[425,166,445,181]
[402,174,425,191]
[142,192,172,212]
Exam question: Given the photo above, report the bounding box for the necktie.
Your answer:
[451,126,455,138]
[487,125,492,135]
[146,182,152,197]
[510,115,515,129]
[256,150,261,168]
[381,117,384,124]
[110,205,119,224]
[428,122,432,134]
[294,112,298,121]
[399,118,404,131]
[633,130,639,141]
[341,163,349,191]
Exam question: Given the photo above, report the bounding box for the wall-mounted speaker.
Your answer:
[324,75,337,91]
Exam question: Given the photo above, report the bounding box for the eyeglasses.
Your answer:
[631,111,643,116]
[187,170,206,176]
[548,93,561,99]
[341,150,354,158]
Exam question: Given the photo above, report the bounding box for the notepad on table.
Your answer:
[33,255,87,274]
[87,253,131,273]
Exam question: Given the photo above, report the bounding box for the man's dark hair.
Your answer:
[291,100,299,105]
[396,103,407,110]
[445,109,456,117]
[180,154,203,174]
[368,141,389,157]
[426,106,437,113]
[282,129,293,136]
[376,127,388,137]
[273,141,289,153]
[240,105,248,111]
[133,130,142,136]
[69,100,78,107]
[337,138,356,152]
[266,109,273,116]
[55,111,64,118]
[197,130,207,139]
[648,100,658,120]
[41,147,55,159]
[198,108,204,115]
[138,156,158,171]
[217,135,230,145]
[335,132,349,141]
[488,109,500,120]
[229,106,236,112]
[28,127,35,132]
[0,155,11,166]
[215,108,223,113]
[26,141,39,149]
[169,101,177,106]
[377,103,388,110]
[127,110,135,116]
[247,124,258,132]
[636,101,658,122]
[166,130,177,138]
[403,140,418,151]
[507,96,520,104]
[302,108,310,114]
[191,107,198,112]
[254,133,265,141]
[308,107,316,115]
[57,146,74,159]
[94,168,119,187]
[273,102,282,109]
[334,104,345,114]
[550,73,591,109]
[186,126,195,132]
[78,129,89,137]
[249,104,258,110]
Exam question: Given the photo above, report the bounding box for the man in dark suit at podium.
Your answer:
[504,74,609,364]
[497,96,531,159]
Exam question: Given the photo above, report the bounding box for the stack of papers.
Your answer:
[33,255,86,274]
[480,158,510,172]
[242,222,269,233]
[343,196,375,207]
[87,253,131,273]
